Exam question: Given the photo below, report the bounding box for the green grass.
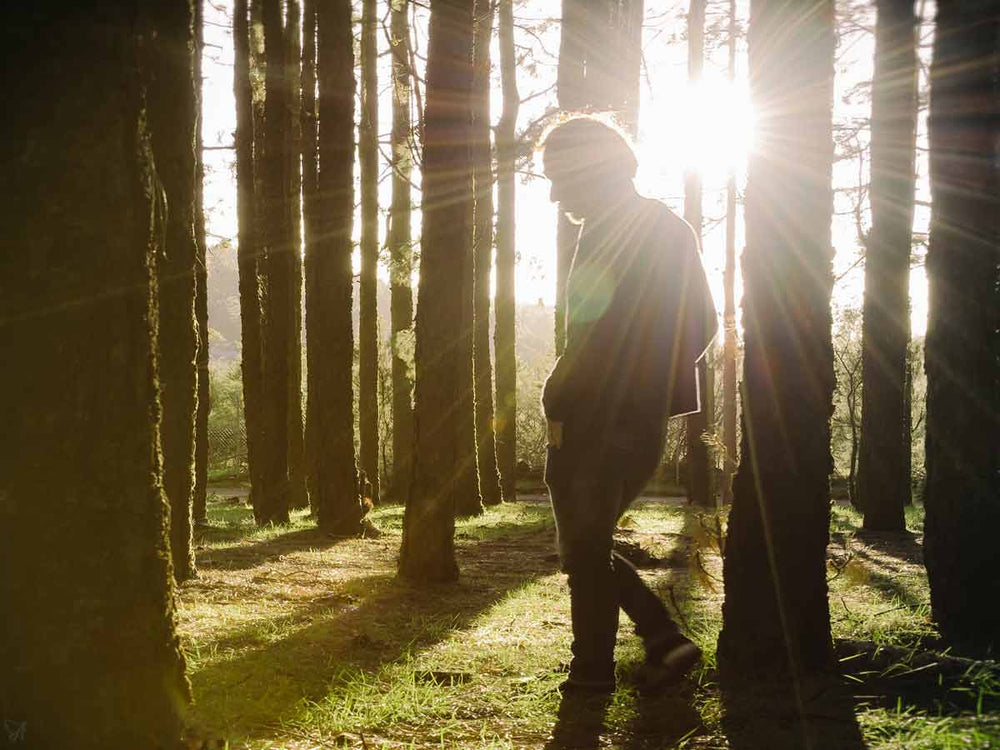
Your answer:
[176,494,999,749]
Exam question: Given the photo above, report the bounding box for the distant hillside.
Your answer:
[207,242,556,370]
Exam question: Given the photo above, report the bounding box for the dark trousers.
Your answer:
[545,429,680,678]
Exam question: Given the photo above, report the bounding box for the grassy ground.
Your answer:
[177,493,999,749]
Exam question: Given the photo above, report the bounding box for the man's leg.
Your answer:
[548,455,624,691]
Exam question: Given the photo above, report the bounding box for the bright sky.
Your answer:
[200,0,931,339]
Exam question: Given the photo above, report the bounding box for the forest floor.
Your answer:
[177,490,1000,749]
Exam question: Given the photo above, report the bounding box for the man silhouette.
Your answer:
[540,116,717,694]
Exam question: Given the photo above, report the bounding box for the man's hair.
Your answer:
[538,115,638,182]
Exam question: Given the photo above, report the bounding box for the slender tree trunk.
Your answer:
[494,0,519,503]
[400,0,477,581]
[922,0,1000,655]
[236,0,268,519]
[388,0,416,505]
[302,0,319,510]
[857,0,918,532]
[194,0,211,527]
[314,0,363,534]
[554,0,643,354]
[360,0,382,503]
[472,0,503,506]
[151,0,200,579]
[286,0,309,511]
[684,0,714,508]
[722,0,739,505]
[257,0,292,525]
[0,6,191,745]
[717,0,836,677]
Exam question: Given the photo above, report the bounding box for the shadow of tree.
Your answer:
[195,525,349,572]
[720,674,866,750]
[186,526,561,739]
[853,528,922,568]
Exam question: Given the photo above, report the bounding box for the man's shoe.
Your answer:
[636,637,701,695]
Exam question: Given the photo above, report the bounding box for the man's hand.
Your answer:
[546,419,564,449]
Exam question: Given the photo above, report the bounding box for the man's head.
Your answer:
[539,115,638,222]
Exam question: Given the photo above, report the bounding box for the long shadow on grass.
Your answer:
[196,524,349,572]
[853,528,922,568]
[187,525,560,740]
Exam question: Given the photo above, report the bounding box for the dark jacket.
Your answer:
[542,195,717,451]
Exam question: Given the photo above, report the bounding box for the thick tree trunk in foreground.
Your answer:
[388,0,416,505]
[494,0,519,503]
[236,0,268,518]
[313,0,363,534]
[150,0,199,580]
[922,1,1000,655]
[0,7,190,745]
[718,0,836,677]
[857,0,918,532]
[302,0,320,509]
[400,0,477,581]
[360,0,382,503]
[472,0,503,506]
[256,0,292,525]
[285,0,309,512]
[194,0,211,527]
[684,0,714,509]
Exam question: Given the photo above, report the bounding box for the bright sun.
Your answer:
[639,78,756,181]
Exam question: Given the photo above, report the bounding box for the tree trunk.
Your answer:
[400,0,477,581]
[717,0,836,677]
[722,0,738,505]
[285,0,309,512]
[236,0,268,521]
[194,0,211,527]
[150,0,200,580]
[554,0,643,353]
[388,0,416,505]
[922,0,1000,655]
[857,0,918,532]
[302,0,319,510]
[256,0,292,526]
[313,0,363,534]
[684,0,714,509]
[494,0,519,503]
[359,0,381,504]
[0,5,191,744]
[472,0,503,506]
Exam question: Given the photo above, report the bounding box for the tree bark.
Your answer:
[388,0,416,505]
[313,0,363,534]
[554,0,643,353]
[922,0,1000,655]
[857,0,918,531]
[235,0,268,521]
[0,5,191,744]
[256,0,292,525]
[717,0,836,677]
[400,0,478,581]
[684,0,714,509]
[722,0,739,505]
[494,0,519,503]
[285,0,309,512]
[150,0,200,580]
[302,0,319,510]
[360,0,382,504]
[194,0,210,528]
[472,0,503,506]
